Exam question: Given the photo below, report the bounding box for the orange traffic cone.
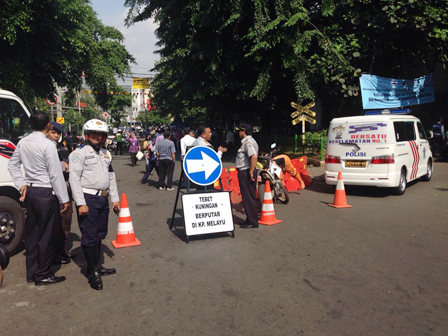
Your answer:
[258,182,282,225]
[329,172,352,208]
[111,193,141,248]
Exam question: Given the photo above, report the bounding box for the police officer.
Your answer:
[47,122,75,263]
[69,119,120,290]
[432,118,445,158]
[8,111,69,285]
[235,123,259,228]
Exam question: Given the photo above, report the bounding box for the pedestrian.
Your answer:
[235,123,259,228]
[8,111,70,285]
[126,132,141,166]
[155,130,176,190]
[432,117,445,158]
[48,122,75,264]
[180,127,196,160]
[180,128,196,187]
[115,129,124,155]
[69,119,120,290]
[139,135,159,183]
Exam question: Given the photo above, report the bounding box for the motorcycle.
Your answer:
[256,143,289,205]
[105,135,117,151]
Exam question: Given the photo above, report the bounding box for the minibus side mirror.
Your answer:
[426,130,433,139]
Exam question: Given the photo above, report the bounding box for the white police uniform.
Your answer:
[8,131,69,282]
[235,133,259,227]
[69,145,119,245]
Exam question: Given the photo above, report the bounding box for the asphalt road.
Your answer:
[1,154,448,336]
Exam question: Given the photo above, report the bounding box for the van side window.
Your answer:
[394,121,416,142]
[417,122,427,140]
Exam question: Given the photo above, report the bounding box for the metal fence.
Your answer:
[259,133,327,159]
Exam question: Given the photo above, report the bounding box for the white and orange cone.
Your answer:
[111,193,142,248]
[258,182,282,225]
[329,172,352,209]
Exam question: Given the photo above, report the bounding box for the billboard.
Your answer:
[132,78,150,89]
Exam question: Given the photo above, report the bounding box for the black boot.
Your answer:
[82,245,103,290]
[96,241,116,276]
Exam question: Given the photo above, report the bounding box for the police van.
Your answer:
[325,110,433,195]
[0,90,30,254]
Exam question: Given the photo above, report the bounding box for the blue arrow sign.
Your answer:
[183,146,222,186]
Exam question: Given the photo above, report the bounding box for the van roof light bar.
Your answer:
[364,109,411,115]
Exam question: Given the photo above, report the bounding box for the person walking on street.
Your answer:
[69,119,120,290]
[140,135,159,183]
[8,111,70,285]
[126,132,141,167]
[235,123,259,229]
[115,129,124,155]
[155,130,176,190]
[432,118,445,158]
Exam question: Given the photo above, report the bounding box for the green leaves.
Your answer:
[0,0,134,109]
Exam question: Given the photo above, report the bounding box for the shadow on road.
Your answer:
[306,176,419,198]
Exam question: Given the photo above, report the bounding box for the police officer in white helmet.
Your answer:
[69,119,120,290]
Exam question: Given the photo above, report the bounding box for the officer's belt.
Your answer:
[28,183,52,188]
[236,167,249,171]
[82,188,109,196]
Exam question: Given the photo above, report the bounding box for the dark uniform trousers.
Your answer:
[238,169,258,225]
[115,142,123,155]
[24,186,61,281]
[77,194,109,247]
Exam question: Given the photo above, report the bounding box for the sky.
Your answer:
[90,0,159,85]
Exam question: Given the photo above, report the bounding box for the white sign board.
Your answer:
[182,192,234,236]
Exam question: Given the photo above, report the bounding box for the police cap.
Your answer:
[236,123,253,135]
[50,121,63,134]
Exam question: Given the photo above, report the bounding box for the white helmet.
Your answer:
[82,119,108,141]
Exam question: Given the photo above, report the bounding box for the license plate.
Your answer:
[345,160,366,168]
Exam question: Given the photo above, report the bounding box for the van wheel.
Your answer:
[392,169,406,195]
[0,196,25,255]
[421,159,433,181]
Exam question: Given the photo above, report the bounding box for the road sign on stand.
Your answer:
[182,192,234,237]
[183,146,222,186]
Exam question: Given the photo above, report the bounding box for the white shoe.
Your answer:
[159,187,165,190]
[166,187,175,191]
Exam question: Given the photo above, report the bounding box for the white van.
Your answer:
[325,111,433,195]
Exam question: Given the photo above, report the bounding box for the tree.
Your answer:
[0,0,135,107]
[64,109,86,129]
[125,0,448,128]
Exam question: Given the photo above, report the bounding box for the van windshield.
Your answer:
[0,97,31,145]
[328,122,391,145]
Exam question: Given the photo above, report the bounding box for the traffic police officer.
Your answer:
[8,111,69,285]
[235,123,259,228]
[47,122,75,263]
[69,119,120,290]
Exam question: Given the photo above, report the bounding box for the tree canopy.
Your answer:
[125,0,448,127]
[0,0,135,112]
